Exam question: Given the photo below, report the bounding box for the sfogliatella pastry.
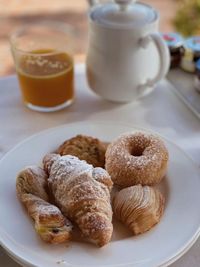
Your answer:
[113,185,165,235]
[43,154,113,247]
[57,135,107,168]
[105,132,169,187]
[16,166,72,244]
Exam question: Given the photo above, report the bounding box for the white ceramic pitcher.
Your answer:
[86,0,170,102]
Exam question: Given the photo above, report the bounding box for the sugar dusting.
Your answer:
[105,132,169,186]
[17,165,73,242]
[48,155,113,244]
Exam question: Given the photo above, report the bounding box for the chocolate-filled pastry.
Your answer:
[16,166,72,244]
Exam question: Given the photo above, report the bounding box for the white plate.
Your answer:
[0,121,200,267]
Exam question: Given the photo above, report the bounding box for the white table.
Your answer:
[0,64,200,267]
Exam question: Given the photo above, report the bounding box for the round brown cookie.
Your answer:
[57,135,107,168]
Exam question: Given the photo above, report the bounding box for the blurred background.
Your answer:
[0,0,198,76]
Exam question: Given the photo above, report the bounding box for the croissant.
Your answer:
[43,154,113,247]
[113,185,164,235]
[16,166,72,244]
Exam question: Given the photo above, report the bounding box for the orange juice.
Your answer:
[17,49,74,108]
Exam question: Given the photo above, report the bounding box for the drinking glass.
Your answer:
[10,22,75,112]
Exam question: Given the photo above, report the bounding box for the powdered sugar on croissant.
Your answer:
[43,154,113,247]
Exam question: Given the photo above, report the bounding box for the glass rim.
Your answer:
[10,20,75,56]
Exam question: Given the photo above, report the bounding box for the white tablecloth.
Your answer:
[0,64,200,267]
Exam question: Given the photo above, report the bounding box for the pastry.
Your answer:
[57,135,106,167]
[43,154,113,247]
[16,165,49,200]
[113,185,164,234]
[16,166,72,244]
[105,132,169,187]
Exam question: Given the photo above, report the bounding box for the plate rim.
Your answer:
[0,120,199,169]
[0,120,200,267]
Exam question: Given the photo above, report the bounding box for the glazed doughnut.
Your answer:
[105,132,169,187]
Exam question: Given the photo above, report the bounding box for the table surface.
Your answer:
[167,69,200,119]
[0,64,200,267]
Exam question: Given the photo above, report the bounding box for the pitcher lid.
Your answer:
[90,0,158,28]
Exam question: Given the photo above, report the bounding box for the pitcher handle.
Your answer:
[138,33,170,93]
